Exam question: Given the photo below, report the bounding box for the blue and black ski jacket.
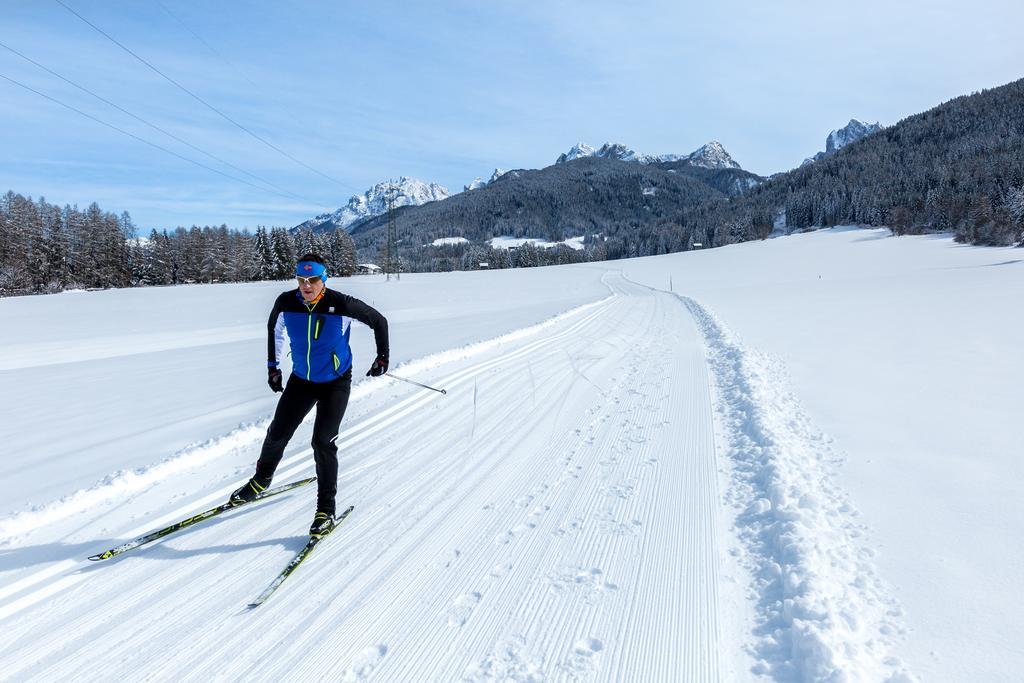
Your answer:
[267,288,389,383]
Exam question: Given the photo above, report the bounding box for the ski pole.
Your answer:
[387,373,447,395]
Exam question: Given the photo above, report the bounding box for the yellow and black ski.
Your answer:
[87,477,317,561]
[248,504,354,608]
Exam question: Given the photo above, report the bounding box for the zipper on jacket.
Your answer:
[305,313,312,380]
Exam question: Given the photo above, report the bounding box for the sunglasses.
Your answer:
[296,275,322,286]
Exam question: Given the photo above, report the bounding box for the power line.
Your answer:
[0,38,328,209]
[54,0,356,193]
[152,0,333,165]
[153,0,262,91]
[0,68,324,205]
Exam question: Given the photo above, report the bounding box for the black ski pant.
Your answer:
[255,370,352,515]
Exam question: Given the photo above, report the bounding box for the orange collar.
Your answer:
[300,289,325,309]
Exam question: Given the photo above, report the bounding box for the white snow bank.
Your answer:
[682,295,916,682]
[488,236,586,251]
[431,237,469,246]
[0,421,268,543]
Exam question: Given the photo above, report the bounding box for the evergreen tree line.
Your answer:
[0,191,132,295]
[0,191,357,297]
[395,239,598,273]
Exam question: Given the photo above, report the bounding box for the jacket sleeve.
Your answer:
[267,294,286,367]
[344,296,390,359]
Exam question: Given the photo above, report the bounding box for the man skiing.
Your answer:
[230,253,389,538]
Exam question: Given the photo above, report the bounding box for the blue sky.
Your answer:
[2,0,1022,232]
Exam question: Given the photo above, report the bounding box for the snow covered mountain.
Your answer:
[802,119,882,166]
[296,177,451,232]
[463,168,510,192]
[555,140,741,170]
[556,142,597,163]
[682,141,742,169]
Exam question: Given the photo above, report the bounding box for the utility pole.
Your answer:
[385,179,399,281]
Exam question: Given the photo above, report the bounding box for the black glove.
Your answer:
[268,366,283,392]
[366,355,388,377]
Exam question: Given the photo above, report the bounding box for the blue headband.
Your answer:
[296,261,327,280]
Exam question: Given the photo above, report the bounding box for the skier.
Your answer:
[230,253,389,538]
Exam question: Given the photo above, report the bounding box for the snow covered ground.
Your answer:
[0,228,1020,680]
[489,236,587,251]
[619,228,1024,681]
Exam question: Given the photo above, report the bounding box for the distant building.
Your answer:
[478,262,489,269]
[356,263,381,274]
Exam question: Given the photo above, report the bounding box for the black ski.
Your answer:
[87,477,317,561]
[248,504,354,608]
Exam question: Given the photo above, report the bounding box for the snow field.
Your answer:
[0,274,735,680]
[6,228,1013,679]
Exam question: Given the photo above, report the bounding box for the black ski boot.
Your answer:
[229,476,273,505]
[309,511,336,538]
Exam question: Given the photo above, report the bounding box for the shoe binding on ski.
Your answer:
[309,511,336,538]
[229,476,273,505]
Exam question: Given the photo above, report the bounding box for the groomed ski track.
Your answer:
[0,274,734,681]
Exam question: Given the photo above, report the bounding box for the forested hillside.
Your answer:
[350,158,761,268]
[0,192,356,296]
[685,79,1024,248]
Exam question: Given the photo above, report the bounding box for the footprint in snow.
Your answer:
[441,548,462,568]
[463,635,544,681]
[448,591,482,627]
[489,562,512,578]
[340,644,388,682]
[603,483,635,500]
[494,530,515,545]
[552,517,585,538]
[529,504,551,518]
[547,567,618,603]
[560,637,604,677]
[595,512,643,536]
[511,522,537,534]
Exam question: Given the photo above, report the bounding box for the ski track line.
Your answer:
[456,283,721,682]
[0,289,626,667]
[0,295,616,617]
[463,288,666,680]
